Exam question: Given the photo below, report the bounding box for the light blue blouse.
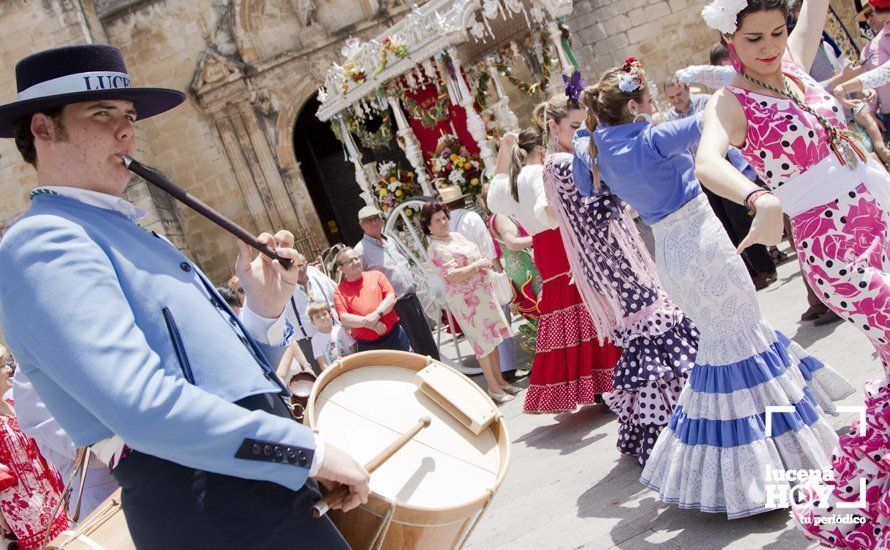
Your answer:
[573,118,757,225]
[574,118,703,225]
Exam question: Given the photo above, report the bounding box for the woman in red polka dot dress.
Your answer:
[489,113,621,415]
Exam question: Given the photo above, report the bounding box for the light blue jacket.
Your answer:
[0,195,315,491]
[576,118,703,225]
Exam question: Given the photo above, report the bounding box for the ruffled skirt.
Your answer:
[524,228,621,413]
[641,194,855,519]
[603,304,697,467]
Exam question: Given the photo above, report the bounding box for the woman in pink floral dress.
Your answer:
[695,0,889,546]
[421,201,518,403]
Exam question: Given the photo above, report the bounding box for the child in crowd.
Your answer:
[308,301,356,370]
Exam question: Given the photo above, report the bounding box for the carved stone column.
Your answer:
[486,59,518,132]
[546,20,570,97]
[336,117,374,205]
[214,112,274,233]
[446,49,496,172]
[386,95,433,196]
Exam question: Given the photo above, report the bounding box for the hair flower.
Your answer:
[563,70,586,101]
[622,57,642,72]
[701,0,748,35]
[617,73,641,93]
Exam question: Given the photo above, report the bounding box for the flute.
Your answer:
[122,155,293,270]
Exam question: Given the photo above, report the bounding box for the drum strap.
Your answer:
[368,499,397,550]
[43,447,92,543]
[457,489,495,549]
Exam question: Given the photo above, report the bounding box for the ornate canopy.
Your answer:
[315,0,571,121]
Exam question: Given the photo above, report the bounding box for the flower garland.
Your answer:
[341,62,366,92]
[474,70,491,111]
[493,29,553,96]
[374,161,422,215]
[376,36,409,74]
[331,111,394,152]
[428,134,483,196]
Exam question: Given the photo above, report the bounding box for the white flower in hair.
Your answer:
[701,0,748,35]
[618,73,641,93]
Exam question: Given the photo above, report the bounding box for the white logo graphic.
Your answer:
[762,405,868,519]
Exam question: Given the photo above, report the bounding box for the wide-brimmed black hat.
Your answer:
[0,44,185,138]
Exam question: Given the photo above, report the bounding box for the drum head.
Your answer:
[313,365,501,509]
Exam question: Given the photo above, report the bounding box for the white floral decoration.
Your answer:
[618,73,641,93]
[701,0,748,35]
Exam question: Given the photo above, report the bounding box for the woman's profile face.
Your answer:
[727,9,788,76]
[551,108,585,153]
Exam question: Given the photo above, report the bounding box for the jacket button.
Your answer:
[263,445,272,457]
[180,262,191,272]
[251,443,261,456]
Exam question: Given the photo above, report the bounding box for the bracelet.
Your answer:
[744,189,772,213]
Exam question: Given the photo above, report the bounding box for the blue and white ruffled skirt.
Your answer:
[641,194,855,519]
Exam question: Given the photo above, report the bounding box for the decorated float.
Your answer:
[316,0,576,211]
[316,0,575,361]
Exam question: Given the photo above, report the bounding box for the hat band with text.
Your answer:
[17,71,132,101]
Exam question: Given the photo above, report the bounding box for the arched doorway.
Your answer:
[292,97,366,245]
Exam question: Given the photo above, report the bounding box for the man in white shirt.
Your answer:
[284,253,339,373]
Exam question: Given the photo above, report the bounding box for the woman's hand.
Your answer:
[475,258,493,272]
[500,132,518,148]
[737,194,784,253]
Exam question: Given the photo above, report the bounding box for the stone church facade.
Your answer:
[0,0,862,284]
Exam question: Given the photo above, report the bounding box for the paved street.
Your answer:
[448,243,883,550]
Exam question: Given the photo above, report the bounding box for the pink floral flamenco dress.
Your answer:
[726,56,889,549]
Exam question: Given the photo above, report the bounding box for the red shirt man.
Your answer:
[333,247,409,352]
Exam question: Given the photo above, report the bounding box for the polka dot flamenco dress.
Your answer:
[543,153,697,467]
[726,57,889,546]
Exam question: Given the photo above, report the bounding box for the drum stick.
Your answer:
[121,155,293,270]
[311,415,432,518]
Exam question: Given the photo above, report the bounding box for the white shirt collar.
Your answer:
[33,186,148,223]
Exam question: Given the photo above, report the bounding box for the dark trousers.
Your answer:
[393,294,440,359]
[703,186,776,274]
[355,324,410,353]
[111,394,347,550]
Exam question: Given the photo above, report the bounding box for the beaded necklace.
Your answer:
[739,71,867,170]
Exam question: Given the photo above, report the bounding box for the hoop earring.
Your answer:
[633,113,653,124]
[727,42,744,73]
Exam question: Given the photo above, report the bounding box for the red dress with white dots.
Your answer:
[0,399,69,549]
[727,57,889,550]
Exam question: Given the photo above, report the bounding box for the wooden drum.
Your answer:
[306,350,510,550]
